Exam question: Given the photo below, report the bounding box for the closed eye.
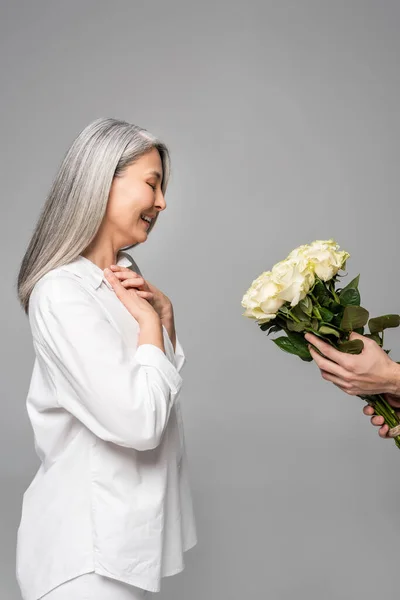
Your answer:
[148,183,156,191]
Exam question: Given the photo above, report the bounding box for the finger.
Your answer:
[379,424,390,438]
[135,291,154,300]
[348,332,365,341]
[120,278,145,288]
[114,271,142,282]
[309,347,350,379]
[363,405,375,416]
[371,415,385,426]
[109,265,135,272]
[348,331,372,351]
[305,333,350,367]
[104,268,128,297]
[319,370,352,391]
[109,265,142,281]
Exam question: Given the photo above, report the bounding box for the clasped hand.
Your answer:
[108,264,173,320]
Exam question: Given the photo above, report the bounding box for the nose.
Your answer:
[155,190,167,212]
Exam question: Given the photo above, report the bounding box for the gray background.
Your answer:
[2,1,400,598]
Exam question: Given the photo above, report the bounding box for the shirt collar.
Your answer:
[60,252,134,291]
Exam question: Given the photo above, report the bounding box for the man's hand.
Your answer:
[363,394,400,438]
[304,331,400,396]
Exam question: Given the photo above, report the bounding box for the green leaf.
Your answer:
[338,339,364,354]
[319,307,334,322]
[311,318,319,330]
[276,315,289,330]
[339,274,360,294]
[272,336,312,361]
[340,305,369,330]
[267,325,283,335]
[312,306,322,320]
[291,304,311,322]
[287,330,314,359]
[299,354,314,362]
[259,321,277,332]
[331,316,342,329]
[316,282,335,307]
[329,301,344,314]
[368,314,400,334]
[299,296,313,316]
[318,325,340,338]
[286,329,307,343]
[354,327,364,335]
[328,279,341,303]
[273,337,297,354]
[287,320,308,332]
[339,288,361,306]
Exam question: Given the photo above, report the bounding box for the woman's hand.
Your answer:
[363,394,400,439]
[109,265,173,320]
[103,268,159,325]
[107,265,176,351]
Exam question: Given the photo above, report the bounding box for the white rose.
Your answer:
[271,257,315,306]
[241,271,285,323]
[305,239,349,281]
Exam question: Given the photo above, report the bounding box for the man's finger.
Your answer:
[379,424,390,438]
[304,333,344,364]
[309,346,349,379]
[349,331,364,341]
[319,369,352,391]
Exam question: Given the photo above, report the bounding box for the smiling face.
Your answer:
[105,147,166,247]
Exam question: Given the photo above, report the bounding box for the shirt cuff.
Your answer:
[174,335,186,372]
[135,344,183,394]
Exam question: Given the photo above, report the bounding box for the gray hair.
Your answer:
[16,117,171,314]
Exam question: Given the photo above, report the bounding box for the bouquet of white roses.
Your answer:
[241,239,400,449]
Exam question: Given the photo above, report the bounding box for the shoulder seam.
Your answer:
[31,271,94,305]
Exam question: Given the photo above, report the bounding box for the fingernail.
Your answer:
[104,268,111,275]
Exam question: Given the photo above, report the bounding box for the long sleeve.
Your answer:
[29,275,183,450]
[174,336,186,372]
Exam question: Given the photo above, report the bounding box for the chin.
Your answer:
[136,229,148,242]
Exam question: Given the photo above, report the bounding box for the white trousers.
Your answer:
[39,572,149,599]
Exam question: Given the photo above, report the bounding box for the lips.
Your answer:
[140,217,151,231]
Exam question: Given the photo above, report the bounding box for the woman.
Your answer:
[16,118,197,600]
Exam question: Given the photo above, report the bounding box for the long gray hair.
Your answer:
[17,117,171,314]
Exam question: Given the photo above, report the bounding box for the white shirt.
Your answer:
[16,252,197,600]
